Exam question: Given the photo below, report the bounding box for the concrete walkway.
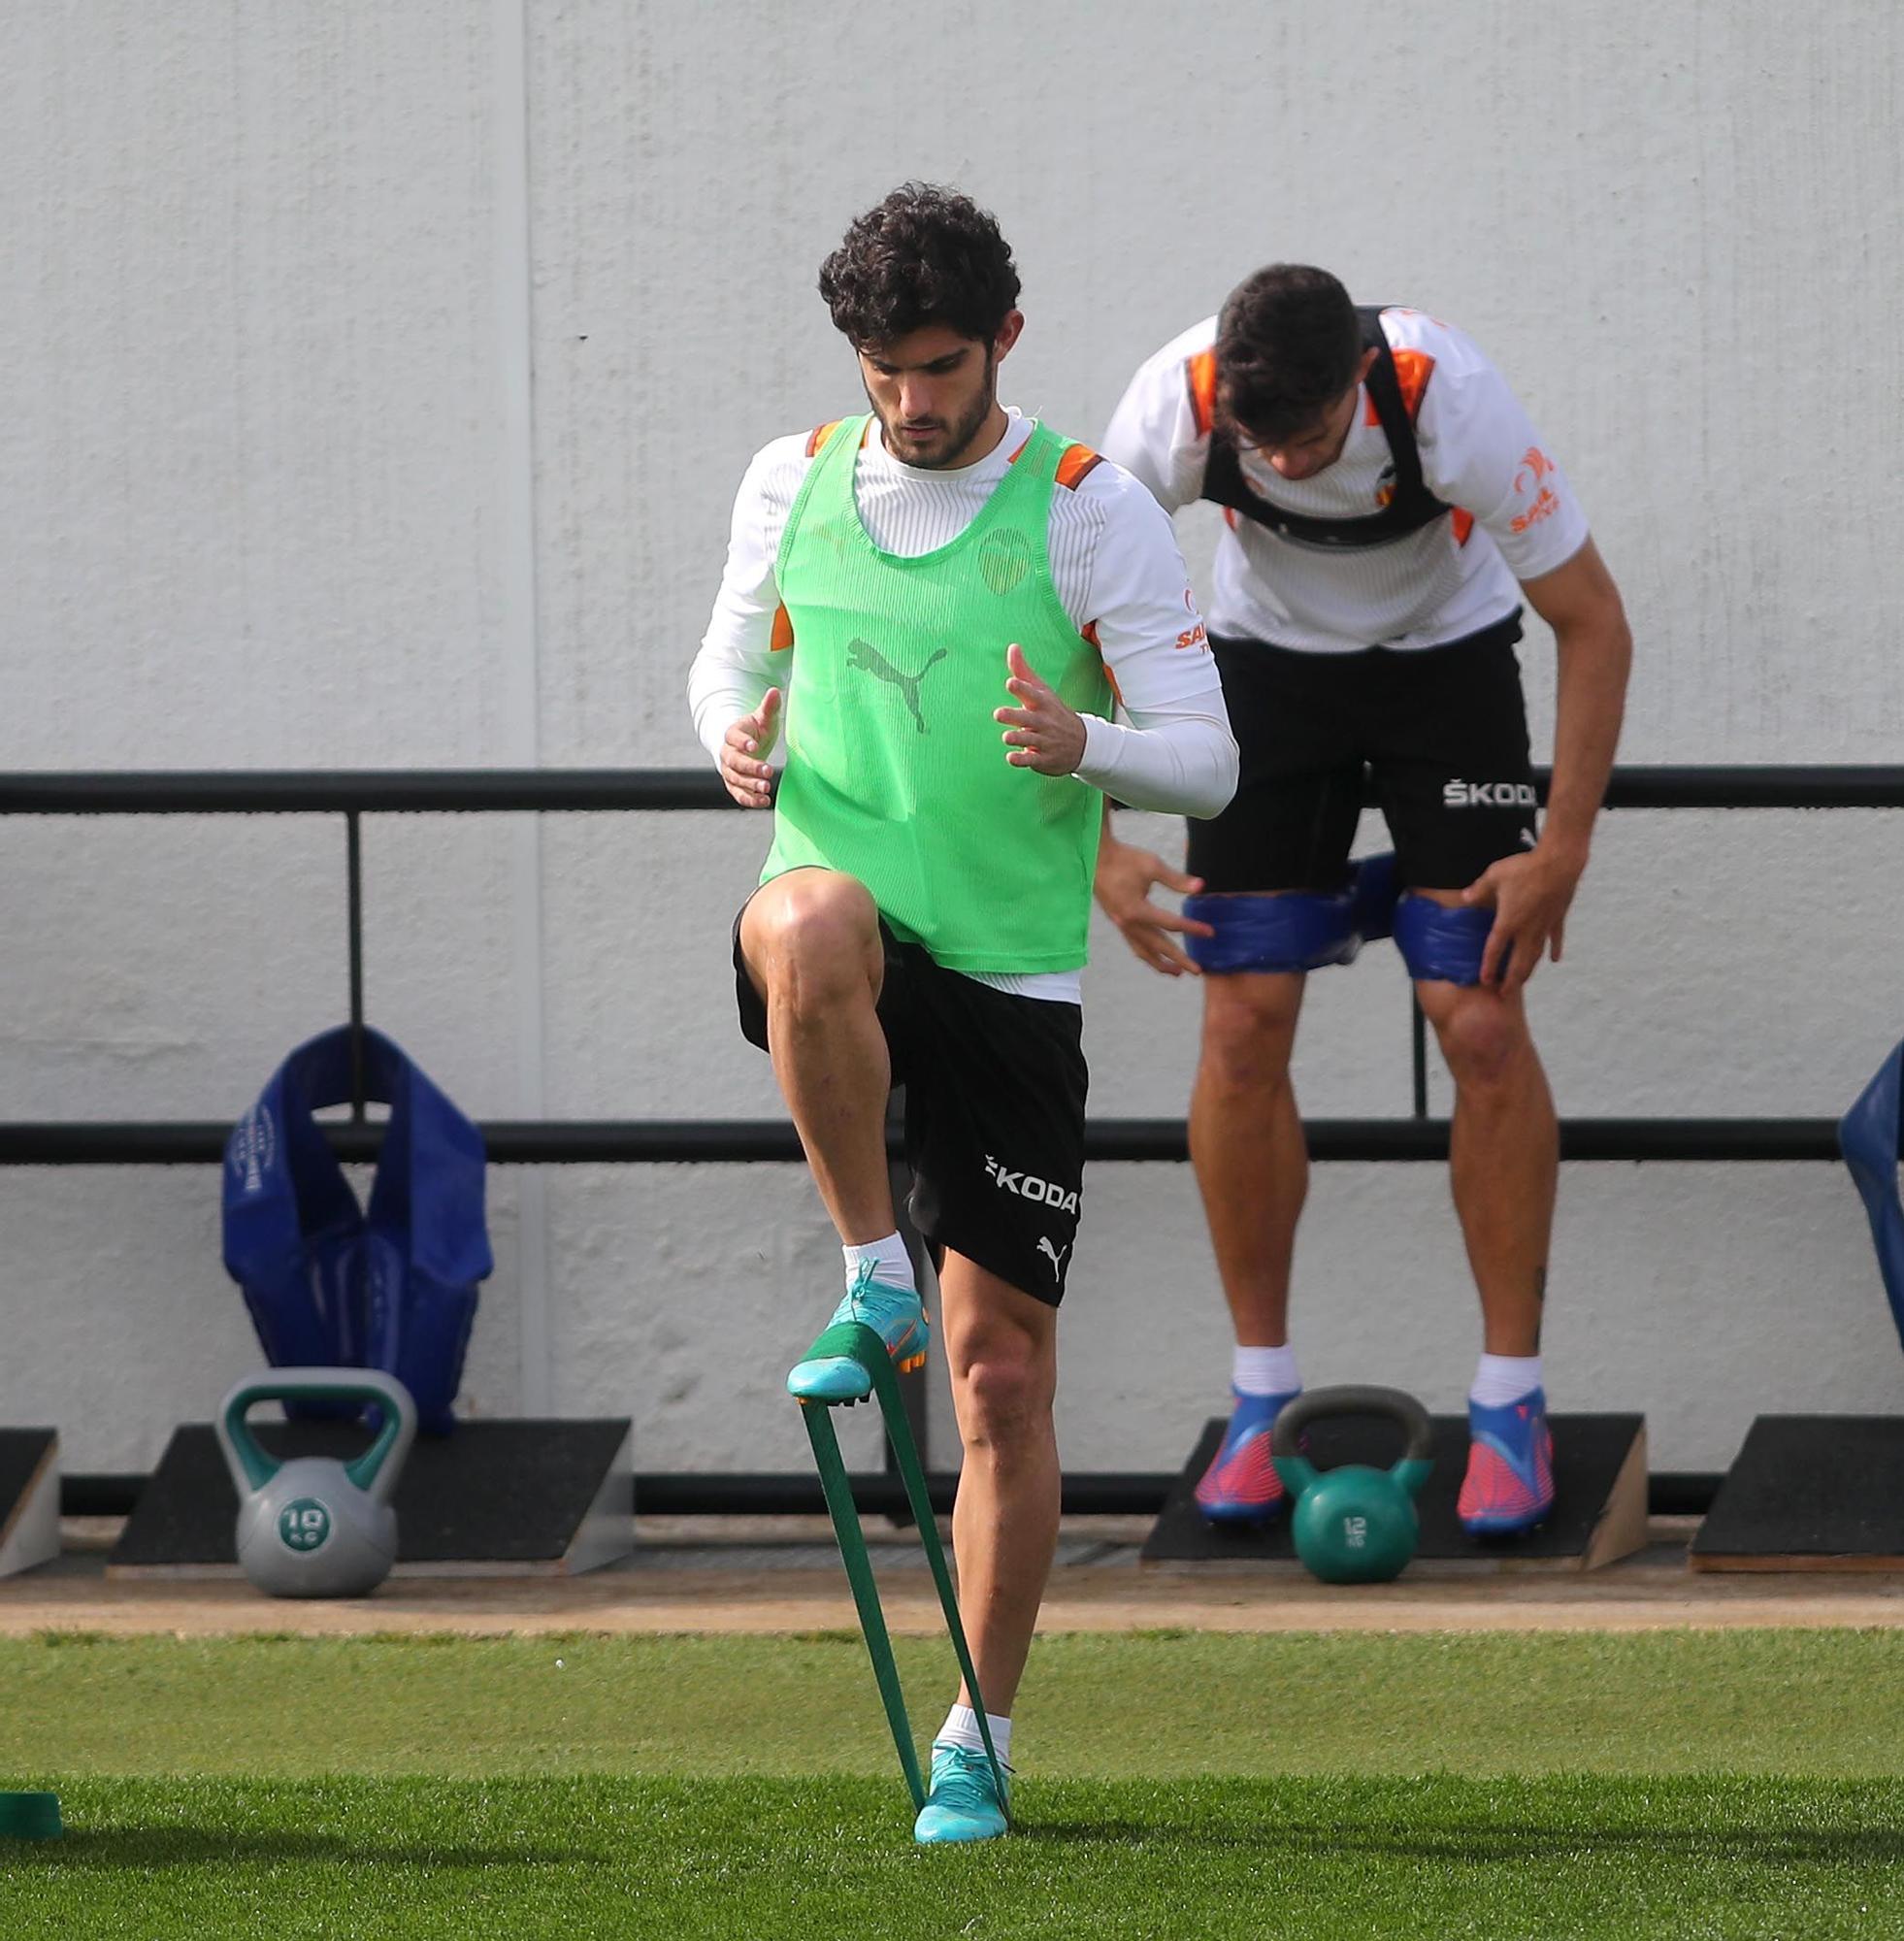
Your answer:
[5,1516,1904,1637]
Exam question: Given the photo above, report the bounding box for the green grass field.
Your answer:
[5,1630,1904,1937]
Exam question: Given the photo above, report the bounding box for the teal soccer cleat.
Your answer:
[913,1743,1010,1845]
[786,1263,929,1403]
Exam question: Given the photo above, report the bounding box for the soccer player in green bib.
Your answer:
[690,184,1237,1844]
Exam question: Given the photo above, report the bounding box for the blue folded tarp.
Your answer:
[1840,1037,1904,1355]
[223,1027,492,1433]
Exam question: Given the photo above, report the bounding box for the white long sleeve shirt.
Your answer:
[1101,310,1592,654]
[691,408,1238,1003]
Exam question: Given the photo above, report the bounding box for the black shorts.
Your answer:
[734,912,1087,1307]
[1188,616,1537,893]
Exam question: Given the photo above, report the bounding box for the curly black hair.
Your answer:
[1216,264,1362,444]
[818,183,1021,349]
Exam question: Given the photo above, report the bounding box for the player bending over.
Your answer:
[1099,266,1631,1535]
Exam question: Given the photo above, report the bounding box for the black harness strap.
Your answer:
[1200,306,1451,550]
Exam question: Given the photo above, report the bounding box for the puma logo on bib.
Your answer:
[846,637,949,734]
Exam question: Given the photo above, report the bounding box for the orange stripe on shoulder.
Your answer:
[1390,348,1435,422]
[1080,621,1125,706]
[1055,443,1103,491]
[1451,509,1475,547]
[1186,349,1219,436]
[804,419,844,458]
[770,604,795,651]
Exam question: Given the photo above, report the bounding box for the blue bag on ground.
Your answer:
[1839,1037,1904,1354]
[223,1027,492,1432]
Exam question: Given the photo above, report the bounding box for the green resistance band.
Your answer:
[797,1321,1008,1819]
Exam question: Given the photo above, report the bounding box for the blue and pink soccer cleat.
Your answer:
[1458,1389,1556,1534]
[1194,1387,1301,1524]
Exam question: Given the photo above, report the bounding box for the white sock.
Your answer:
[843,1233,912,1291]
[936,1702,1012,1767]
[1233,1344,1299,1398]
[1471,1353,1543,1407]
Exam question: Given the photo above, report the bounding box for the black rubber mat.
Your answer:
[1140,1411,1643,1565]
[111,1418,629,1568]
[1691,1416,1904,1564]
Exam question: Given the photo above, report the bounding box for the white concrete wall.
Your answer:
[2,2,1901,1477]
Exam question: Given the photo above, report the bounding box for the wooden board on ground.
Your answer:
[0,1431,59,1580]
[1691,1415,1904,1571]
[108,1419,633,1579]
[1140,1412,1648,1575]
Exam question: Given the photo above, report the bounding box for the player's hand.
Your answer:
[995,642,1087,775]
[719,688,781,808]
[1095,830,1214,976]
[1461,842,1586,992]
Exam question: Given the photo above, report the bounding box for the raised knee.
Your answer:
[756,876,878,1004]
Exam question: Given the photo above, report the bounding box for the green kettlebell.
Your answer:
[1270,1385,1434,1584]
[215,1368,416,1599]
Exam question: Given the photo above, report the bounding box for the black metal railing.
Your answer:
[2,762,1895,1159]
[7,763,1894,1520]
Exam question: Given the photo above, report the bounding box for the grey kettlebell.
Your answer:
[215,1367,417,1598]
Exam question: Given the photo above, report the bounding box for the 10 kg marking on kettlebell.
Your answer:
[278,1499,332,1552]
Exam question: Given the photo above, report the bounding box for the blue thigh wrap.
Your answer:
[1393,895,1495,985]
[1186,852,1400,974]
[1840,1039,1904,1353]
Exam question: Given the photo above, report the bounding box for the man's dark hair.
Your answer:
[818,183,1021,349]
[1215,265,1362,444]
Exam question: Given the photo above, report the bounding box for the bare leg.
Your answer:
[937,1253,1060,1718]
[1188,972,1308,1347]
[739,870,894,1244]
[1415,975,1557,1355]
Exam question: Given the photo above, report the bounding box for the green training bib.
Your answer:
[763,416,1112,972]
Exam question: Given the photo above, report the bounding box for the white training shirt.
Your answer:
[690,407,1238,1003]
[1101,309,1592,654]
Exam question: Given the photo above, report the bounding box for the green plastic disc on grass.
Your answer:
[0,1792,62,1840]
